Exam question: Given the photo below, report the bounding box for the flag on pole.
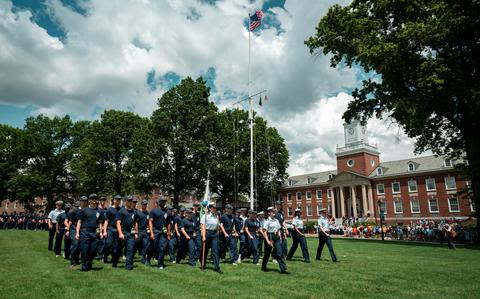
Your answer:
[249,10,263,31]
[200,170,211,219]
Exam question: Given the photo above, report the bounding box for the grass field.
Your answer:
[0,231,479,299]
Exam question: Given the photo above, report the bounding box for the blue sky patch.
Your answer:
[146,70,181,91]
[0,104,36,128]
[201,67,217,93]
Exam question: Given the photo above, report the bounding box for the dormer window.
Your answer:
[444,159,453,167]
[377,167,383,176]
[307,177,311,184]
[328,174,334,180]
[408,162,416,172]
[288,180,292,186]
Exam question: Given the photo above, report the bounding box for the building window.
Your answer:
[328,174,334,180]
[347,159,355,167]
[288,180,292,186]
[376,183,385,195]
[392,182,401,194]
[306,191,312,200]
[426,178,436,191]
[287,206,292,217]
[13,202,17,210]
[316,190,322,199]
[394,199,403,214]
[408,180,417,192]
[371,159,376,167]
[470,199,476,212]
[317,203,323,216]
[410,198,420,213]
[327,189,332,198]
[428,199,439,213]
[448,197,460,212]
[296,192,302,201]
[5,201,9,210]
[444,159,453,167]
[307,177,311,184]
[377,167,383,176]
[445,176,456,190]
[287,193,291,201]
[379,201,387,214]
[408,162,416,172]
[307,204,312,216]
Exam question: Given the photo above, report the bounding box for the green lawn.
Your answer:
[0,231,479,299]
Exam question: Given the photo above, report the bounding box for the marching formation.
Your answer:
[45,195,339,273]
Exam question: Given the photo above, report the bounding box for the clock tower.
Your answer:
[336,120,380,176]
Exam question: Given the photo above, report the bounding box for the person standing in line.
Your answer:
[134,199,151,265]
[103,195,122,264]
[66,200,82,267]
[316,208,338,262]
[96,196,108,260]
[200,203,222,274]
[236,208,247,263]
[76,194,103,272]
[55,204,70,259]
[148,197,169,270]
[257,211,265,257]
[116,195,137,270]
[47,201,64,252]
[178,208,196,266]
[192,203,202,261]
[261,207,288,274]
[220,204,238,265]
[244,210,260,265]
[286,208,310,263]
[275,201,288,258]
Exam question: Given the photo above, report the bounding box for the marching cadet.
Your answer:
[96,196,107,260]
[192,203,202,260]
[200,203,222,274]
[76,194,103,272]
[316,208,338,262]
[55,204,70,259]
[168,208,179,263]
[261,207,288,273]
[116,195,137,270]
[275,201,288,258]
[103,195,121,264]
[286,208,310,263]
[244,210,260,265]
[236,208,247,263]
[66,200,82,267]
[220,204,238,265]
[148,197,169,270]
[47,201,64,252]
[134,199,151,265]
[257,211,265,256]
[178,208,196,266]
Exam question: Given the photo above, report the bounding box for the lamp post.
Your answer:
[378,200,384,241]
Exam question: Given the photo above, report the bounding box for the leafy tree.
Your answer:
[0,124,23,201]
[306,0,480,237]
[150,77,217,207]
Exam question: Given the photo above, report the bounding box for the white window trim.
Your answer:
[394,199,403,214]
[410,199,420,213]
[296,192,302,201]
[377,167,383,176]
[288,180,292,186]
[444,176,456,190]
[448,197,460,212]
[316,189,322,199]
[317,204,323,216]
[287,193,292,201]
[287,206,292,217]
[408,180,418,193]
[444,159,453,167]
[408,162,416,172]
[306,191,312,200]
[306,205,312,216]
[307,177,311,184]
[425,178,436,191]
[379,201,387,215]
[392,182,401,194]
[376,183,385,195]
[428,199,439,213]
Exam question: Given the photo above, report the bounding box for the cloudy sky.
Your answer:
[0,0,430,175]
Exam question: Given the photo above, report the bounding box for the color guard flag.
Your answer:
[250,10,263,31]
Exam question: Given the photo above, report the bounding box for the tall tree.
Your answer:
[306,0,480,236]
[0,124,23,201]
[150,77,217,207]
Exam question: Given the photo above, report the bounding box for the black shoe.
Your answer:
[332,260,339,262]
[304,260,310,263]
[315,258,320,261]
[216,269,223,274]
[280,271,290,274]
[261,268,267,272]
[286,257,292,261]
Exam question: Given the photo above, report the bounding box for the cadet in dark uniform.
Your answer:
[200,203,222,273]
[116,195,137,270]
[148,197,169,269]
[220,204,238,265]
[237,208,247,263]
[76,194,103,272]
[134,199,150,265]
[169,208,181,263]
[96,196,107,260]
[177,208,196,266]
[286,208,310,263]
[261,207,288,273]
[257,211,265,256]
[103,195,122,264]
[275,201,288,258]
[192,203,202,260]
[244,210,260,265]
[66,200,82,267]
[55,204,70,259]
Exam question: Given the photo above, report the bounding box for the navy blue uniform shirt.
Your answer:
[78,207,102,233]
[148,208,167,233]
[135,210,149,231]
[221,214,235,232]
[66,209,79,227]
[116,207,136,234]
[106,207,121,230]
[180,218,195,235]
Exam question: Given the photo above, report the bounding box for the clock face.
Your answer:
[348,128,354,135]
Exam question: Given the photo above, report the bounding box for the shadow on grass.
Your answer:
[330,237,480,250]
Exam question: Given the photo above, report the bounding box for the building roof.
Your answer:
[370,155,456,178]
[282,170,337,189]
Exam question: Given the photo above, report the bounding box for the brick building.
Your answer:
[277,121,475,224]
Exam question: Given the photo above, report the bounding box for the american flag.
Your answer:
[249,10,263,31]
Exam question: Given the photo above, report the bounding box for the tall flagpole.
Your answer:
[248,11,254,210]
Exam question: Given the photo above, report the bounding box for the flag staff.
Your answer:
[248,10,254,210]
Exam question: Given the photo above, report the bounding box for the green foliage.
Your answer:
[0,124,23,200]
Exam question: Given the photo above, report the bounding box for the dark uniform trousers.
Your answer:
[287,231,310,262]
[119,232,136,270]
[316,233,337,261]
[262,233,287,273]
[239,233,246,257]
[219,234,227,259]
[69,226,80,266]
[258,233,264,256]
[281,231,288,258]
[64,230,72,259]
[244,235,259,264]
[54,228,65,256]
[202,230,220,271]
[48,224,56,251]
[225,234,238,263]
[80,230,99,271]
[96,234,106,259]
[136,230,150,263]
[169,234,179,262]
[153,231,168,268]
[103,228,119,263]
[194,230,202,259]
[177,234,196,266]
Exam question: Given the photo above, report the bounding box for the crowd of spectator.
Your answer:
[0,212,49,230]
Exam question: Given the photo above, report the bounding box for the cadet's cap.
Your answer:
[180,207,186,212]
[248,210,257,215]
[65,203,71,209]
[125,195,134,201]
[319,208,327,212]
[185,208,193,213]
[89,193,98,199]
[113,195,122,200]
[295,208,302,212]
[74,201,80,207]
[132,197,138,203]
[166,206,173,211]
[225,204,233,210]
[257,211,264,216]
[267,206,274,212]
[239,208,247,212]
[99,196,107,201]
[156,197,167,204]
[208,203,217,208]
[275,201,282,205]
[141,199,148,205]
[80,196,88,201]
[55,201,63,206]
